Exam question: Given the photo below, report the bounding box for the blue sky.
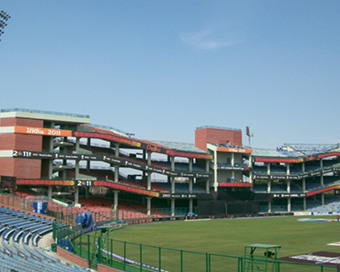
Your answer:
[0,1,339,149]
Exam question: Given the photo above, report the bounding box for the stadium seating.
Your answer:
[0,206,91,272]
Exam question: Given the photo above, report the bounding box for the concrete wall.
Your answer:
[195,127,242,151]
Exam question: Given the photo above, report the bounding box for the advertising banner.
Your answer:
[14,126,72,137]
[13,150,212,179]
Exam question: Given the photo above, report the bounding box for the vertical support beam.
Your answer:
[286,163,290,175]
[147,151,152,166]
[48,186,52,200]
[171,199,175,217]
[267,180,271,194]
[147,171,151,190]
[321,193,325,205]
[287,198,291,213]
[189,199,193,213]
[267,163,270,175]
[213,149,218,192]
[268,201,272,213]
[74,160,80,204]
[48,160,53,179]
[303,167,307,209]
[231,153,235,167]
[206,179,210,194]
[206,159,210,173]
[189,178,193,194]
[48,128,54,179]
[287,180,291,193]
[171,177,175,194]
[146,197,152,217]
[143,150,147,181]
[302,178,306,191]
[75,160,79,179]
[114,165,119,182]
[74,186,79,205]
[75,137,80,153]
[171,156,175,171]
[189,158,193,172]
[115,143,120,157]
[113,191,119,211]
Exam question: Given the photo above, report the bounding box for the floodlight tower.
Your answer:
[0,10,11,42]
[246,126,254,147]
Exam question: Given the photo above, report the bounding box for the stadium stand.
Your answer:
[0,206,91,272]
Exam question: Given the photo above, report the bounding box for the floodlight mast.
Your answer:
[0,10,11,42]
[246,126,254,147]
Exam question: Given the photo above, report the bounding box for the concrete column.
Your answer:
[206,179,210,194]
[146,197,152,217]
[248,155,252,167]
[114,165,119,182]
[287,180,291,193]
[113,191,119,211]
[48,161,53,179]
[74,160,80,205]
[189,158,193,172]
[143,151,146,181]
[287,198,291,213]
[302,178,306,191]
[62,169,67,179]
[189,199,193,213]
[115,143,120,157]
[231,153,235,167]
[268,201,272,213]
[320,159,324,185]
[213,149,218,192]
[286,163,290,175]
[189,178,193,193]
[267,180,271,194]
[74,186,79,205]
[147,172,151,190]
[75,160,80,179]
[206,159,210,172]
[321,193,325,205]
[171,199,175,217]
[48,186,53,200]
[75,137,80,153]
[267,163,270,175]
[48,135,54,178]
[148,151,152,166]
[171,156,175,171]
[302,162,305,173]
[303,197,307,210]
[171,177,175,194]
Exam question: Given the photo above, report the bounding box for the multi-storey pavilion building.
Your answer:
[1,108,339,216]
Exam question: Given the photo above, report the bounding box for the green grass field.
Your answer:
[78,215,340,271]
[107,216,340,258]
